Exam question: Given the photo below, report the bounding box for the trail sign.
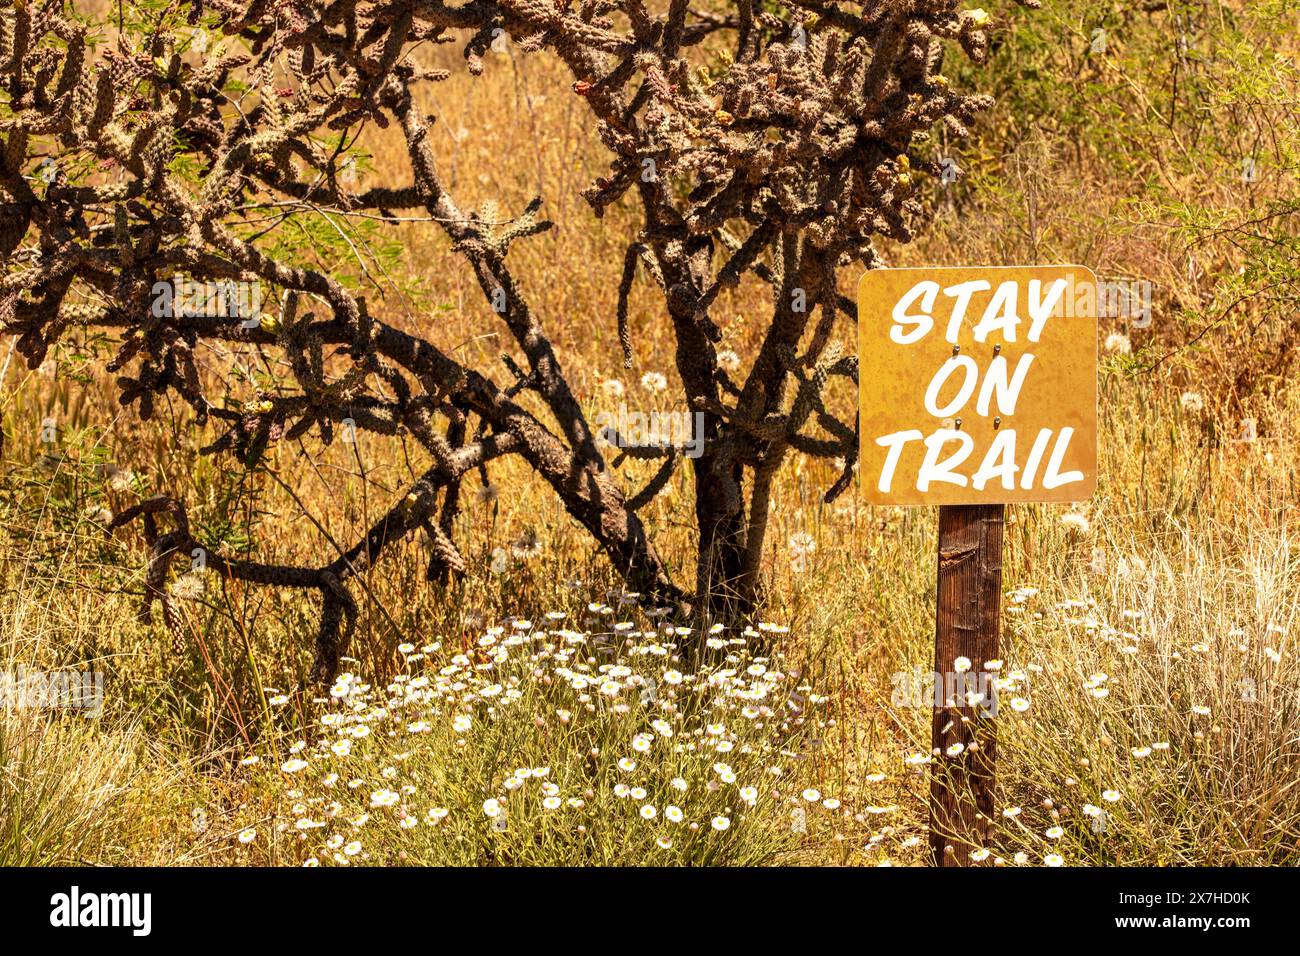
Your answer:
[858,265,1098,506]
[858,265,1099,865]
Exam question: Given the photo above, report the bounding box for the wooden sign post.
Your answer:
[858,265,1097,866]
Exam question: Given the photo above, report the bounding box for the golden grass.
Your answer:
[2,12,1299,865]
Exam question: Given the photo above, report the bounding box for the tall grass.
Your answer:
[1,1,1298,865]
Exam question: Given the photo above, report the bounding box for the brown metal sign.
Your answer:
[859,265,1098,506]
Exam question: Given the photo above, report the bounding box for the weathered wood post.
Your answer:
[930,503,1004,866]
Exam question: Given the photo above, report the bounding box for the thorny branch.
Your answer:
[1,0,1033,679]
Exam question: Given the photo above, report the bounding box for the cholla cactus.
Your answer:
[0,0,1034,679]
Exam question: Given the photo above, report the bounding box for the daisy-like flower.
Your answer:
[716,349,741,373]
[370,789,399,808]
[1104,332,1132,354]
[1191,704,1212,716]
[280,758,309,773]
[953,656,972,673]
[1131,746,1152,758]
[1180,391,1205,414]
[632,734,653,754]
[1101,790,1121,803]
[970,848,991,862]
[788,532,817,555]
[656,837,674,850]
[1009,697,1030,713]
[542,797,562,811]
[170,572,206,601]
[617,757,638,772]
[640,371,668,392]
[801,788,822,802]
[640,804,658,820]
[1045,826,1064,839]
[711,816,731,832]
[822,798,841,811]
[1002,806,1022,818]
[237,828,257,844]
[453,714,472,733]
[603,378,625,398]
[343,841,362,856]
[665,805,685,823]
[740,787,759,806]
[482,798,503,819]
[426,807,449,823]
[1060,512,1090,534]
[1043,854,1064,867]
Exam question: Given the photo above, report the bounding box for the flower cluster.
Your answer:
[228,614,844,866]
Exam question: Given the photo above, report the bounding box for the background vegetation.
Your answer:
[2,0,1299,865]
